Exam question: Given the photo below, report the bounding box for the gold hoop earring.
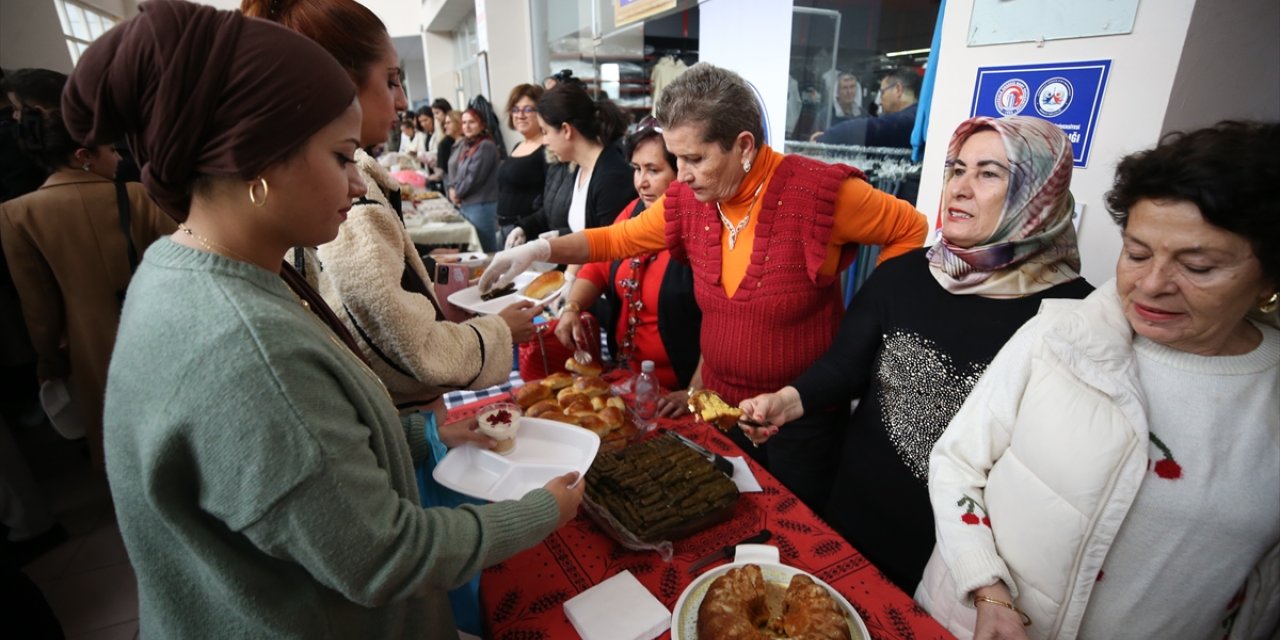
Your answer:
[248,177,270,208]
[1260,292,1279,314]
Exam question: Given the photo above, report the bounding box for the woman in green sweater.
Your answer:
[62,2,583,637]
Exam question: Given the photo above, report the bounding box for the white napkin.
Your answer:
[563,570,670,640]
[727,457,762,493]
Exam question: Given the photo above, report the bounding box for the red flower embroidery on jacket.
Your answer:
[1148,432,1182,479]
[956,496,991,527]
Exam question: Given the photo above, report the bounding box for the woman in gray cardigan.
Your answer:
[448,108,501,252]
[64,3,583,637]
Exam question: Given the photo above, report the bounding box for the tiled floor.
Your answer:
[13,425,138,639]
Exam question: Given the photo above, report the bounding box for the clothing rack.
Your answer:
[784,140,923,303]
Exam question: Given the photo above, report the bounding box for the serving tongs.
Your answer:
[665,431,735,478]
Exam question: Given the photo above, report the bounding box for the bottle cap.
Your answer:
[640,360,655,373]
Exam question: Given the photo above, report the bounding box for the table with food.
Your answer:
[398,183,483,252]
[440,361,954,640]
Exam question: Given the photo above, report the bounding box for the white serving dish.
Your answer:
[670,544,870,640]
[433,416,600,502]
[446,270,563,315]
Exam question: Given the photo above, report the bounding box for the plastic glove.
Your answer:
[504,226,526,249]
[479,239,552,293]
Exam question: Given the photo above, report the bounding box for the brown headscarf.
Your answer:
[61,0,357,220]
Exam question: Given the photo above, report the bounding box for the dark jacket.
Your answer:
[517,141,636,237]
[818,102,919,149]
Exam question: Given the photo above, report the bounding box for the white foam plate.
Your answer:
[670,544,870,640]
[433,416,600,502]
[447,270,563,315]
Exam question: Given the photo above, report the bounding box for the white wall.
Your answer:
[1161,0,1280,135]
[917,0,1199,286]
[422,31,459,107]
[1,0,73,72]
[481,0,535,149]
[698,0,793,148]
[1,0,137,72]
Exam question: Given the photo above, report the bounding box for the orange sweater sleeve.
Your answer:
[584,195,668,262]
[829,178,927,264]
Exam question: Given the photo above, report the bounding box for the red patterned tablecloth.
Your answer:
[448,396,953,640]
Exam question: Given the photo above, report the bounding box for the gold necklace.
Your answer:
[714,181,764,251]
[177,223,253,264]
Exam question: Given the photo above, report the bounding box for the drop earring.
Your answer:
[1260,292,1279,314]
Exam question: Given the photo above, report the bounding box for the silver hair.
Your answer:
[654,62,764,151]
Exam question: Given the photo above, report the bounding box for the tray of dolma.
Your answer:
[583,433,738,559]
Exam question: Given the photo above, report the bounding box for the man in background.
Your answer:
[811,67,920,148]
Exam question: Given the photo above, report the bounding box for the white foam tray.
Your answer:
[446,270,562,315]
[433,417,600,502]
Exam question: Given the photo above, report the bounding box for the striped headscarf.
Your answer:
[926,115,1082,297]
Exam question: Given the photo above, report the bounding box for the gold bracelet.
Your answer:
[973,596,1031,626]
[562,301,582,314]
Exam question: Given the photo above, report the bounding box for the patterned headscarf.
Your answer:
[926,115,1082,297]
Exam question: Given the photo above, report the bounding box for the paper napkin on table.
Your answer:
[563,570,670,640]
[727,457,762,493]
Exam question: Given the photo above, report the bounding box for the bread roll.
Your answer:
[540,372,574,390]
[577,414,610,436]
[597,406,624,429]
[573,376,610,397]
[565,399,596,417]
[541,412,580,425]
[556,388,589,407]
[526,399,563,418]
[515,383,553,409]
[565,357,603,377]
[522,270,565,300]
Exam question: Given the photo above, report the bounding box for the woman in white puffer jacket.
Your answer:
[918,121,1280,640]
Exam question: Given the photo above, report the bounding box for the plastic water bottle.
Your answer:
[633,360,660,427]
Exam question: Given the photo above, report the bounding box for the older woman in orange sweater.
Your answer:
[482,63,927,510]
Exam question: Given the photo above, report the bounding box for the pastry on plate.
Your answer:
[688,390,743,432]
[522,270,565,300]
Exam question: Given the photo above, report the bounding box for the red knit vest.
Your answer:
[665,155,863,405]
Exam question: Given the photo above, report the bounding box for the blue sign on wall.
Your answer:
[970,60,1111,168]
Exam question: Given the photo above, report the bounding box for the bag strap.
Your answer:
[114,182,139,273]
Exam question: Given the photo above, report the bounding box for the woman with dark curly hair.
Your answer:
[919,120,1280,640]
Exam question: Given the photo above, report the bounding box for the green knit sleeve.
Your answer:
[237,333,560,606]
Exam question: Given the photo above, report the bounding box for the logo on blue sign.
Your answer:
[1034,77,1073,118]
[994,79,1030,116]
[971,60,1111,168]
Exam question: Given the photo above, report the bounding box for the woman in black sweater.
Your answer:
[505,84,635,244]
[740,116,1093,592]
